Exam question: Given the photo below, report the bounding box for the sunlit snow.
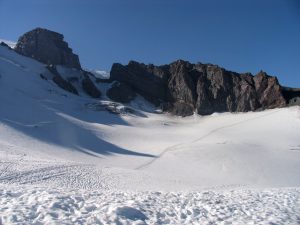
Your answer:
[0,45,300,224]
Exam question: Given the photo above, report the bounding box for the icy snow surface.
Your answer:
[1,45,300,224]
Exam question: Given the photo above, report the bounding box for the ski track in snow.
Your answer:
[135,109,281,170]
[0,159,110,190]
[1,45,300,224]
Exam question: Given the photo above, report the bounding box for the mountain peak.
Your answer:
[15,27,81,69]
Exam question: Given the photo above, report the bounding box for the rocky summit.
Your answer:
[8,28,300,116]
[15,28,81,69]
[109,60,293,116]
[12,28,101,98]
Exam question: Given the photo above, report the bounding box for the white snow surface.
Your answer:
[89,69,110,79]
[1,185,299,225]
[1,45,300,224]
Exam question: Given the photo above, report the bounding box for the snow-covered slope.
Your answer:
[1,45,300,224]
[0,39,16,48]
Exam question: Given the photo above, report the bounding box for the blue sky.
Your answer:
[0,0,299,87]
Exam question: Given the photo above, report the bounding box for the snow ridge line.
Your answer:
[135,109,282,170]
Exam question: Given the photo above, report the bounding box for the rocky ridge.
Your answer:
[15,28,81,69]
[8,28,300,116]
[13,28,101,98]
[109,60,290,116]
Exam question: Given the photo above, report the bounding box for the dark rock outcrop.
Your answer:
[46,66,101,98]
[12,28,297,114]
[46,65,78,95]
[0,42,11,49]
[82,72,101,98]
[282,87,300,106]
[107,82,136,103]
[110,61,169,105]
[109,60,288,116]
[15,28,81,69]
[253,71,286,109]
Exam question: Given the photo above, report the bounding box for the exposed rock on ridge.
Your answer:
[13,28,101,98]
[282,87,300,106]
[107,82,136,103]
[11,28,299,115]
[110,61,168,105]
[82,72,102,98]
[46,65,78,95]
[15,28,81,69]
[109,60,288,116]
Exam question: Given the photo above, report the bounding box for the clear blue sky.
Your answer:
[0,0,299,87]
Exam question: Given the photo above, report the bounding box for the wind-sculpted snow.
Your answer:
[1,185,300,225]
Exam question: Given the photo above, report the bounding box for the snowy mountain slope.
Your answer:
[0,39,16,48]
[1,45,300,224]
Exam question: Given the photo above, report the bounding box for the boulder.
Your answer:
[15,28,81,69]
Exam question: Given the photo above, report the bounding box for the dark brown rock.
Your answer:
[110,61,169,105]
[107,82,136,103]
[15,28,81,69]
[82,72,101,98]
[109,60,288,116]
[195,65,261,114]
[46,65,78,95]
[167,60,197,109]
[253,71,286,109]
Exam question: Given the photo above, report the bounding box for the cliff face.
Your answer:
[110,60,287,116]
[13,28,102,98]
[15,28,81,69]
[11,28,299,115]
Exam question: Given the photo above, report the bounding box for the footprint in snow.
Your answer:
[289,145,300,151]
[115,206,148,221]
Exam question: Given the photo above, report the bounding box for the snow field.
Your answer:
[1,44,300,224]
[1,185,299,225]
